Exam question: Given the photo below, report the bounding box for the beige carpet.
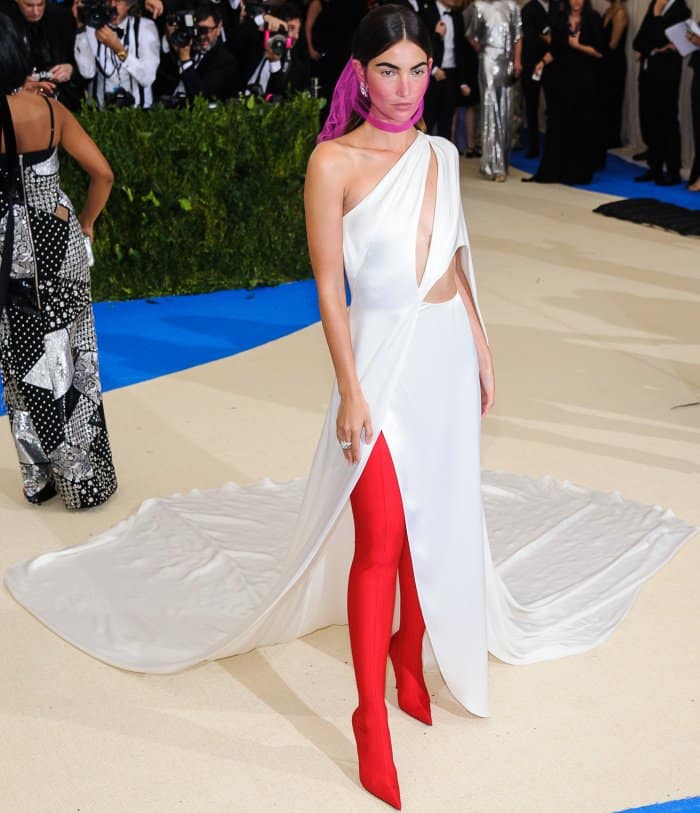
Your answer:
[1,161,698,813]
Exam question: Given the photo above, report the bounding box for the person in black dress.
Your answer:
[520,0,551,157]
[454,4,480,157]
[688,28,700,192]
[524,0,603,185]
[599,0,628,150]
[632,0,691,186]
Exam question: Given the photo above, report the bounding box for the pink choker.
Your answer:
[358,99,425,133]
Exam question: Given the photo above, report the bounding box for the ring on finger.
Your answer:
[339,439,352,450]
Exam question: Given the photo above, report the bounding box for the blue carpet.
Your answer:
[0,279,321,417]
[615,797,700,813]
[510,150,700,210]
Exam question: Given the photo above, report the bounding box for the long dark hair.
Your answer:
[344,5,433,135]
[0,15,33,96]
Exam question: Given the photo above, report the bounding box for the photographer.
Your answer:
[5,0,83,110]
[73,0,160,107]
[169,2,240,101]
[243,2,308,99]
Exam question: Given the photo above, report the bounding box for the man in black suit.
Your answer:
[422,0,471,141]
[520,0,549,157]
[172,1,240,101]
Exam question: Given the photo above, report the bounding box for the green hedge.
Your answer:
[61,95,322,300]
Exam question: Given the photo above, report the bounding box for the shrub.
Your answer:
[61,94,322,300]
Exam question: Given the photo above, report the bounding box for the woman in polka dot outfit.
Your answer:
[0,17,117,509]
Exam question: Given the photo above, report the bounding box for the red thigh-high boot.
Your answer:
[390,542,432,725]
[348,433,404,810]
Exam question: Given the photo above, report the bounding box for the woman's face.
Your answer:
[569,0,584,13]
[354,39,431,125]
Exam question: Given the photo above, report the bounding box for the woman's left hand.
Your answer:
[478,346,495,417]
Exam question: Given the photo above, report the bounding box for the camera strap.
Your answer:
[95,16,145,107]
[0,95,20,316]
[133,16,145,107]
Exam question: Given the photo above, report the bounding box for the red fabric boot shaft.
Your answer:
[348,433,404,809]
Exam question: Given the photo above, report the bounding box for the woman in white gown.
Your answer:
[305,6,494,807]
[4,4,695,812]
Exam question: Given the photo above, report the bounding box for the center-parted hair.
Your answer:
[351,4,433,66]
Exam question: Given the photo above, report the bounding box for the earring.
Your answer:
[360,82,368,98]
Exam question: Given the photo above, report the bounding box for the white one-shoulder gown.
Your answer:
[5,133,695,718]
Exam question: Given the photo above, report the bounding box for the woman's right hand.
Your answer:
[337,390,373,465]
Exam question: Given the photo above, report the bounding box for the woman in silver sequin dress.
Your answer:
[464,0,522,180]
[0,17,117,508]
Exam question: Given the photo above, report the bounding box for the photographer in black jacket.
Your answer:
[5,0,84,109]
[172,1,240,100]
[243,2,309,99]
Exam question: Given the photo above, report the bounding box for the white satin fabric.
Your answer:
[5,133,696,717]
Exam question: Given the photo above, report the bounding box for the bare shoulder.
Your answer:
[47,96,71,123]
[307,139,354,176]
[306,139,355,197]
[50,98,85,139]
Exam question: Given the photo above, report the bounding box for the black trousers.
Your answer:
[691,67,700,185]
[424,68,458,140]
[640,70,682,176]
[521,73,541,154]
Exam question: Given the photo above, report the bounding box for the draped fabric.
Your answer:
[4,133,696,718]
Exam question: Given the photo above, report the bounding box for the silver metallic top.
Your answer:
[464,0,522,60]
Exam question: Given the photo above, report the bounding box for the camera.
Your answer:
[77,0,117,29]
[264,23,293,58]
[157,92,189,109]
[165,10,197,48]
[103,88,136,108]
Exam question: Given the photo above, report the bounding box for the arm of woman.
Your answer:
[534,49,554,78]
[575,40,603,57]
[305,0,323,61]
[455,252,494,417]
[609,7,628,50]
[55,101,114,238]
[304,143,373,464]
